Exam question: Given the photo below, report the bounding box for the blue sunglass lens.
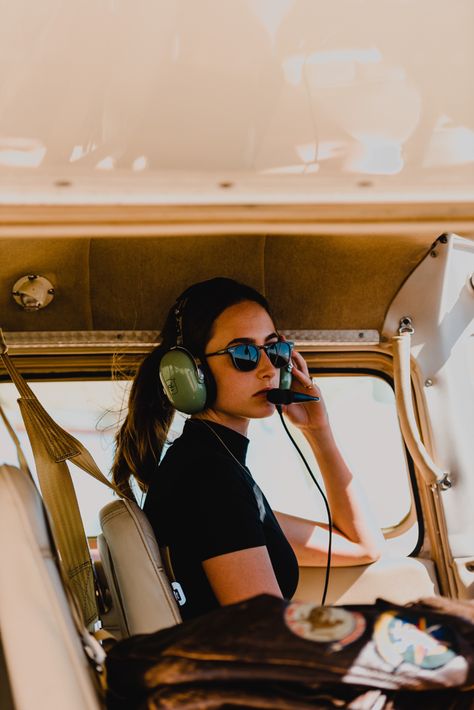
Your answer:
[232,344,260,371]
[266,341,292,368]
[231,342,292,371]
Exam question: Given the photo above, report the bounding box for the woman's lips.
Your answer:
[253,388,273,397]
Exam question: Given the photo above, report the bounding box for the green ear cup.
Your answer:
[279,364,292,391]
[159,347,207,414]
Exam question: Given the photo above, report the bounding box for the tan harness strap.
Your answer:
[0,329,133,628]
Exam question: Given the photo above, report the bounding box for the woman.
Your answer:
[113,277,384,620]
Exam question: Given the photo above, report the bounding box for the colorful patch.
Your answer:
[284,602,366,650]
[374,611,457,670]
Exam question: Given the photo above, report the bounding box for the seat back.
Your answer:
[0,464,100,710]
[99,498,181,637]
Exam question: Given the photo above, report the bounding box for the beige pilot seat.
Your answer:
[0,464,101,710]
[98,497,181,638]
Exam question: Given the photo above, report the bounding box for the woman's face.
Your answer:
[200,300,280,432]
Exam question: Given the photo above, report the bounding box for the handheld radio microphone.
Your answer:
[267,389,320,405]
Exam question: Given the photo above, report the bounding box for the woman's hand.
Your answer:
[281,348,330,432]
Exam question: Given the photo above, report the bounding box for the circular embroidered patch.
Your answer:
[284,602,366,648]
[374,611,457,670]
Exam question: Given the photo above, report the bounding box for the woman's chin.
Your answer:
[250,398,276,418]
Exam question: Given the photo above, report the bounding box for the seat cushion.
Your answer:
[0,464,100,710]
[99,498,181,636]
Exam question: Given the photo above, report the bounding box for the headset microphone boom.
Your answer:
[266,389,320,405]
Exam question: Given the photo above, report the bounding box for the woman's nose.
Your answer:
[258,349,276,377]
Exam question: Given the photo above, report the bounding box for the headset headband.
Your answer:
[174,297,188,347]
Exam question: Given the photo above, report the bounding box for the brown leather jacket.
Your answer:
[106,595,474,709]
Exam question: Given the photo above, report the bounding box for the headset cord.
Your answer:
[275,405,333,607]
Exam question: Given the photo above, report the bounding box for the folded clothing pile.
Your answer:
[106,595,474,709]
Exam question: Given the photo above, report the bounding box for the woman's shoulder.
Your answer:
[159,422,250,488]
[161,436,239,476]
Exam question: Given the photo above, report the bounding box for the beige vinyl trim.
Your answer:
[407,360,459,598]
[387,338,457,597]
[392,334,446,486]
[5,222,474,239]
[1,203,474,240]
[1,200,474,223]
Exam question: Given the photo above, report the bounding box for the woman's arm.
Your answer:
[278,349,385,565]
[202,546,282,605]
[275,506,382,567]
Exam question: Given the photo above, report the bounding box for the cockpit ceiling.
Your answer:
[0,0,473,204]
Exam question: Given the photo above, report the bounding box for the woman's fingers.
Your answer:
[290,365,310,387]
[290,351,316,388]
[291,367,321,395]
[289,353,324,405]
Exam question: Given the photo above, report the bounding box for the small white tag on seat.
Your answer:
[171,582,186,606]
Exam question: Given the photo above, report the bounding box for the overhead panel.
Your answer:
[264,233,431,331]
[89,235,266,330]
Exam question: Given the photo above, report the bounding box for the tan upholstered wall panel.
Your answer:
[1,232,438,333]
[89,235,266,330]
[0,237,93,332]
[264,233,432,331]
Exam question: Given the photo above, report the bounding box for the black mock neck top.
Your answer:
[144,419,299,620]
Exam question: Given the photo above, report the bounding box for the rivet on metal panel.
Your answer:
[398,316,414,335]
[438,474,452,491]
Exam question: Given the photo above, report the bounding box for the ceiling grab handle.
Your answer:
[392,324,451,490]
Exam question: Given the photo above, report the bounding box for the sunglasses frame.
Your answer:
[205,340,294,372]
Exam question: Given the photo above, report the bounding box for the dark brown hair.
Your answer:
[112,277,271,499]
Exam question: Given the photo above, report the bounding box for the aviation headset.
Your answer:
[159,296,292,415]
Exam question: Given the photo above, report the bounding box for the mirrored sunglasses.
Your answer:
[206,340,294,372]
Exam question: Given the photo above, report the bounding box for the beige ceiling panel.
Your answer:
[0,237,92,332]
[264,233,434,331]
[89,235,266,330]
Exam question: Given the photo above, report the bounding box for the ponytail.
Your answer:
[112,344,174,499]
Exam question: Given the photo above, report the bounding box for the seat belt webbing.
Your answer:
[0,330,132,628]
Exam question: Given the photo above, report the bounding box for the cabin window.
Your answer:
[0,380,127,536]
[0,372,417,554]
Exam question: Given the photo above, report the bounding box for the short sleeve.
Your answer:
[188,454,266,561]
